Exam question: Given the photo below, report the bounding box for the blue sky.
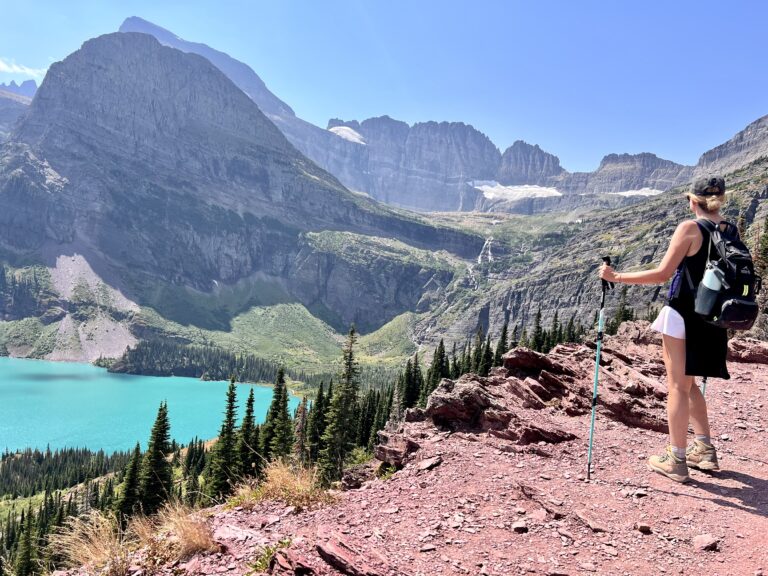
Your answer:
[1,0,766,172]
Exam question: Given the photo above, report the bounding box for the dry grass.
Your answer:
[48,511,129,576]
[127,502,217,562]
[230,460,335,511]
[158,502,218,559]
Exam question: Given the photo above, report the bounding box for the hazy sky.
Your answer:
[1,0,766,172]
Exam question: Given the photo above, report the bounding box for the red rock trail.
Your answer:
[87,322,768,576]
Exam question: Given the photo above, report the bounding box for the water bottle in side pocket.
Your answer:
[695,262,724,317]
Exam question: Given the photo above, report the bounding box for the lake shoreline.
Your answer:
[1,357,299,454]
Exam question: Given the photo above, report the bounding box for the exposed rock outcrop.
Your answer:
[695,114,768,177]
[497,140,565,185]
[555,152,694,195]
[378,323,672,472]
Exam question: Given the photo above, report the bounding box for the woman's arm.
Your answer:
[599,220,698,285]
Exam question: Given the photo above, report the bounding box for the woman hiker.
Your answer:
[599,176,731,483]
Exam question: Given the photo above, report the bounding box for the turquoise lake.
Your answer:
[0,357,299,454]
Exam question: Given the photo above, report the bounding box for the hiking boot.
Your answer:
[686,440,720,471]
[647,446,689,483]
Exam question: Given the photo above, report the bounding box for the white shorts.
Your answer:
[651,305,686,339]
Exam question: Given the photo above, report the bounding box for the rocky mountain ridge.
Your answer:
[0,32,484,363]
[116,18,698,213]
[0,79,37,98]
[695,113,768,177]
[52,324,768,575]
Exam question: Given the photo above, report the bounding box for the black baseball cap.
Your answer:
[691,176,725,196]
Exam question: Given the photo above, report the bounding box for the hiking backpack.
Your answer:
[687,219,761,330]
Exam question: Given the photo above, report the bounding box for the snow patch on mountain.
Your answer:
[608,188,665,197]
[329,125,366,145]
[472,181,561,201]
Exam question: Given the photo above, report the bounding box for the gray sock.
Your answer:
[671,446,687,459]
[695,434,711,446]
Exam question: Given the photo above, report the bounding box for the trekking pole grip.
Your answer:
[601,256,614,294]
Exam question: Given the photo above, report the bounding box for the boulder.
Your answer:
[502,348,575,376]
[426,377,506,428]
[374,431,420,467]
[269,547,316,575]
[341,460,378,490]
[615,320,661,345]
[692,534,720,551]
[316,538,382,576]
[728,338,768,364]
[404,407,426,422]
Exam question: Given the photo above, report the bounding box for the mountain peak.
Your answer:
[118,17,294,118]
[15,32,294,169]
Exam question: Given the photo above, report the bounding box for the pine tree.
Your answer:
[269,369,293,459]
[531,308,544,352]
[205,377,239,500]
[319,327,360,485]
[565,314,576,343]
[479,335,493,376]
[519,327,529,348]
[401,359,417,409]
[306,383,326,463]
[184,472,200,507]
[14,507,35,576]
[293,397,309,465]
[607,286,634,335]
[551,311,560,348]
[493,320,508,366]
[411,353,425,404]
[237,388,257,477]
[138,402,172,515]
[115,442,141,524]
[355,390,376,448]
[369,387,390,450]
[471,328,484,372]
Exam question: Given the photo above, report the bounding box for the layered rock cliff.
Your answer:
[0,32,484,353]
[497,140,565,185]
[555,152,695,195]
[695,113,768,176]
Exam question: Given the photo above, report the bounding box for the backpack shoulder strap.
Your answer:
[695,218,717,234]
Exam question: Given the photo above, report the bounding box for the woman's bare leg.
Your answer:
[661,334,694,448]
[688,378,711,438]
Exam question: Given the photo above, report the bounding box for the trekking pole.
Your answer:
[700,376,708,396]
[587,256,614,480]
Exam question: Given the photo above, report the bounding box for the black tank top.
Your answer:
[668,220,730,379]
[669,222,710,313]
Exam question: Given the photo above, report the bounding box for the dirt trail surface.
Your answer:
[67,322,768,576]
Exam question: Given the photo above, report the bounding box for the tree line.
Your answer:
[0,447,131,499]
[108,339,315,384]
[1,478,117,576]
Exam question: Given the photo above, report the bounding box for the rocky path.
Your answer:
[132,323,768,576]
